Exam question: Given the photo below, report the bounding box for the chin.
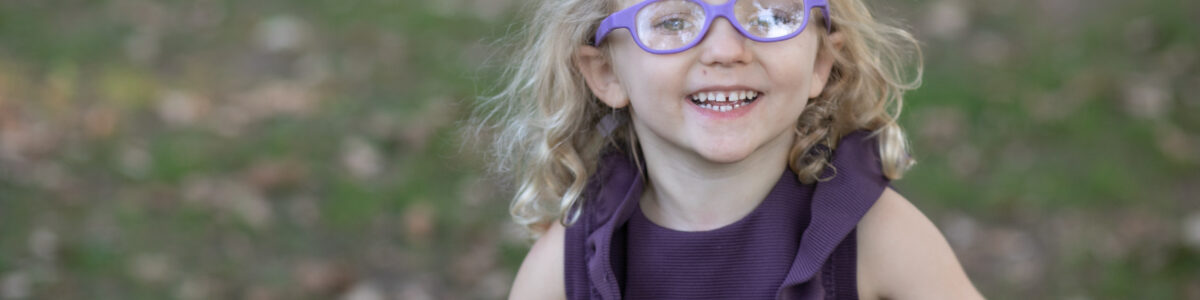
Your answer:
[687,128,793,165]
[693,143,757,164]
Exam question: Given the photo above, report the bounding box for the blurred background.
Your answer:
[0,0,1196,299]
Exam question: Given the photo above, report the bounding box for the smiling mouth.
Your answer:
[687,90,762,112]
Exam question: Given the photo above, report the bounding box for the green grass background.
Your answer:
[0,0,1197,299]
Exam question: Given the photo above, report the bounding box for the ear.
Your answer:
[576,45,629,109]
[809,31,844,99]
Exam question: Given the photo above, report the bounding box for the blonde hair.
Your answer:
[473,0,921,235]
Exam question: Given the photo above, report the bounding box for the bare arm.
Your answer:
[857,187,984,300]
[509,222,567,300]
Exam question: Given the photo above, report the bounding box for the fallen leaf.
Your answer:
[117,143,152,179]
[477,270,512,299]
[1155,125,1198,163]
[968,31,1010,66]
[128,253,173,284]
[341,137,384,180]
[83,107,119,139]
[403,202,435,243]
[28,227,58,262]
[286,195,321,227]
[176,277,218,300]
[124,28,161,65]
[941,212,980,251]
[339,281,385,300]
[157,90,209,127]
[243,286,280,300]
[254,15,310,53]
[398,281,436,300]
[451,239,498,285]
[1,271,31,299]
[295,260,353,294]
[922,0,969,40]
[1122,74,1171,119]
[985,228,1044,286]
[1184,212,1200,250]
[947,144,981,179]
[915,106,966,151]
[243,159,308,191]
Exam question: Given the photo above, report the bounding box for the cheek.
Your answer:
[613,53,687,104]
[763,46,818,94]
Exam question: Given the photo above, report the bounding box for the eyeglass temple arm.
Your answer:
[808,0,833,32]
[593,15,619,46]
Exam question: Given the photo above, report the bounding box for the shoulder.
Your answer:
[509,222,568,300]
[855,187,985,300]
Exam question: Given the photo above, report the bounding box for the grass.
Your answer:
[0,0,1196,298]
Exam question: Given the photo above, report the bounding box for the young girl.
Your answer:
[480,0,983,298]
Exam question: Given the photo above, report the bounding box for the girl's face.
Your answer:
[579,0,838,164]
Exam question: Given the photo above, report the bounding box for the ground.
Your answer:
[0,0,1197,299]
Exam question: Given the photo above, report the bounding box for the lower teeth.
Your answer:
[691,96,757,112]
[700,102,744,112]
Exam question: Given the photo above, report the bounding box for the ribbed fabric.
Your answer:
[623,167,813,299]
[565,130,889,300]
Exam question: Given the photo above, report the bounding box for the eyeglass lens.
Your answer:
[634,0,808,51]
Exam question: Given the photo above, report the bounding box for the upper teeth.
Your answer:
[691,90,758,102]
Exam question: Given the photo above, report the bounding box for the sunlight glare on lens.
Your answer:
[637,0,705,50]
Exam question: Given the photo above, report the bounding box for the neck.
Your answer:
[635,128,794,232]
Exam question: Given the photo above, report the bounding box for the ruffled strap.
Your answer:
[565,151,644,300]
[778,131,890,298]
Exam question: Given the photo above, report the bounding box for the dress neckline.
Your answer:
[630,167,799,235]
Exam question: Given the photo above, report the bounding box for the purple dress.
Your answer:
[564,131,891,300]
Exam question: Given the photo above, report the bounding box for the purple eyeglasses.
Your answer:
[593,0,831,54]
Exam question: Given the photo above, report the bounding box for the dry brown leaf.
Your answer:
[1122,73,1172,119]
[403,202,436,243]
[915,106,966,151]
[1,271,31,299]
[295,260,354,294]
[243,159,308,191]
[922,0,969,40]
[254,15,310,53]
[341,137,384,180]
[157,90,210,127]
[1184,212,1200,250]
[28,227,58,262]
[128,253,174,284]
[339,281,385,300]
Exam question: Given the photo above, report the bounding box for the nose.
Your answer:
[697,18,753,66]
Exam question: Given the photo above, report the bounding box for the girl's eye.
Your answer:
[749,11,798,27]
[654,18,692,32]
[772,14,796,25]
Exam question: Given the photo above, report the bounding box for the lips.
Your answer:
[687,89,762,112]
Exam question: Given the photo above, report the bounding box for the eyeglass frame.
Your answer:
[592,0,832,54]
